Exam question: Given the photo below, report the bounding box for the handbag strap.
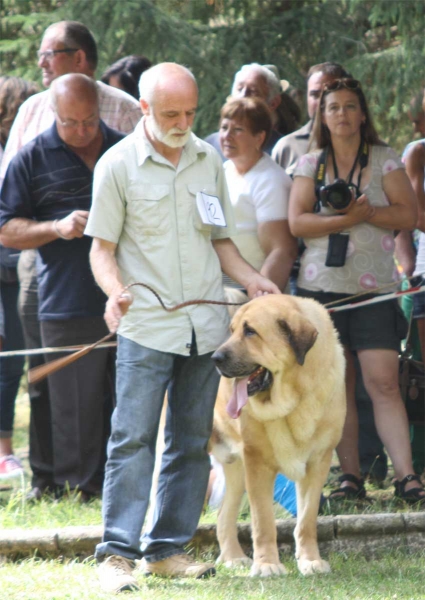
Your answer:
[402,306,414,358]
[400,278,418,358]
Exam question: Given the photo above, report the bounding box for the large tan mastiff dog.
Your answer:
[210,293,346,576]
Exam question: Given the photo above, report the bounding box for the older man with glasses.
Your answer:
[0,74,125,501]
[0,20,142,502]
[1,20,141,172]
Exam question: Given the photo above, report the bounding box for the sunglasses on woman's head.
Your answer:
[323,78,361,92]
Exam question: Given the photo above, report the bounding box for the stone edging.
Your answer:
[0,513,424,559]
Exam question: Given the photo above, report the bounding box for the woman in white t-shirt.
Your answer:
[215,97,300,515]
[288,78,424,504]
[219,97,298,292]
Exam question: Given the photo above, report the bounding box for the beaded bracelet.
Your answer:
[53,219,72,240]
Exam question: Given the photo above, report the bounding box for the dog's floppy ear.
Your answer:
[278,317,318,366]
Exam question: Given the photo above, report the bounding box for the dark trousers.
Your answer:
[40,317,110,494]
[18,250,54,490]
[0,278,25,437]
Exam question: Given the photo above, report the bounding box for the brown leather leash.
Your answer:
[25,273,425,384]
[27,283,247,384]
[124,281,246,311]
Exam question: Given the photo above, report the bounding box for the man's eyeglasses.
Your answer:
[323,78,361,92]
[56,114,100,130]
[37,48,79,60]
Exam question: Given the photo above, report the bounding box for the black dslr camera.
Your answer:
[319,179,357,211]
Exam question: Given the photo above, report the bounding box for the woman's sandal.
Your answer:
[328,474,367,500]
[394,474,425,505]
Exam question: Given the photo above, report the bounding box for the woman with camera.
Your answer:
[288,78,424,503]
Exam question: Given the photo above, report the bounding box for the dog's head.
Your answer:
[212,295,318,418]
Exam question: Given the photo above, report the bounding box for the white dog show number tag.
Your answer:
[196,191,227,227]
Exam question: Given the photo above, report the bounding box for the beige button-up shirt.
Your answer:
[0,81,141,186]
[85,120,236,355]
[272,121,312,176]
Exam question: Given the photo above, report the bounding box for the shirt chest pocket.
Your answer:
[187,182,218,234]
[126,184,170,235]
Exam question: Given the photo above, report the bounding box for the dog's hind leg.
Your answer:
[216,457,252,567]
[294,448,333,576]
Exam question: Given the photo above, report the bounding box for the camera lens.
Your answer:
[325,180,352,210]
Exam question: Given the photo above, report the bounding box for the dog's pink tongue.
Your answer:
[227,377,249,419]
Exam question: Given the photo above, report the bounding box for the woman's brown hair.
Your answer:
[311,78,384,150]
[0,76,39,148]
[220,97,272,150]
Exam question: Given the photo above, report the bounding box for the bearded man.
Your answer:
[86,62,280,594]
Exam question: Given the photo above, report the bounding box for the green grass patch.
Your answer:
[0,550,424,600]
[1,380,424,600]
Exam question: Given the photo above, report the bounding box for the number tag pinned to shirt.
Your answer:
[196,192,227,227]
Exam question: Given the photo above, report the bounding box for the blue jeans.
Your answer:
[95,335,219,562]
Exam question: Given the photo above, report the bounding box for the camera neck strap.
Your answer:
[315,140,369,191]
[330,140,368,191]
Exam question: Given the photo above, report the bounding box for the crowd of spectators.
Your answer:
[0,17,423,593]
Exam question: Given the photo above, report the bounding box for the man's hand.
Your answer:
[104,289,133,333]
[212,238,281,298]
[55,210,90,239]
[245,273,281,299]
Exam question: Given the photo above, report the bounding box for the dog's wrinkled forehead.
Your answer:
[230,296,296,332]
[230,302,260,332]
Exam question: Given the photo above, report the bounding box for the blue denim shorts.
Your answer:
[297,288,408,352]
[412,287,425,319]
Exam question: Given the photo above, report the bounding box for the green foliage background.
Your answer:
[1,0,424,151]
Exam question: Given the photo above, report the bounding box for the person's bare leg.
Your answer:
[0,438,13,457]
[333,348,363,494]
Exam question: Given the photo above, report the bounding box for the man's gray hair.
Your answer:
[139,62,197,104]
[232,63,281,102]
[50,73,98,111]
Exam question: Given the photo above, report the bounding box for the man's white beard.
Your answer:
[149,116,191,148]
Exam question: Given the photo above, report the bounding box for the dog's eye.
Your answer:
[243,323,257,337]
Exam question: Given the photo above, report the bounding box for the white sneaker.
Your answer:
[98,554,140,594]
[0,455,24,479]
[142,553,216,579]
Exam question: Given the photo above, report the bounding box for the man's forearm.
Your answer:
[260,248,295,292]
[212,238,258,288]
[0,218,57,249]
[213,238,281,298]
[89,239,125,298]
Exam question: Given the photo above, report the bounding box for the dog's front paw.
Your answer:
[217,554,253,568]
[297,558,331,576]
[250,562,287,577]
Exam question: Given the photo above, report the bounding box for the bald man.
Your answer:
[0,20,141,501]
[86,62,279,593]
[0,74,124,500]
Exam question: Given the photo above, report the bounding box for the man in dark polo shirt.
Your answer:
[0,73,124,499]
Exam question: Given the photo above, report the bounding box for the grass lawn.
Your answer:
[0,551,424,600]
[1,384,424,599]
